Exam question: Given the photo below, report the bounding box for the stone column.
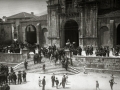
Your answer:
[36,23,40,45]
[79,6,84,48]
[47,7,52,45]
[92,5,98,38]
[110,20,115,48]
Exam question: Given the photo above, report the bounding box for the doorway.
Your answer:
[64,20,79,47]
[117,24,120,45]
[25,24,37,44]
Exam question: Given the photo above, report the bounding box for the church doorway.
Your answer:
[116,24,120,45]
[25,24,37,45]
[64,20,79,47]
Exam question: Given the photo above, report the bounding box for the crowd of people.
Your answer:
[0,41,39,54]
[32,44,70,71]
[38,73,68,90]
[0,64,27,90]
[38,73,117,90]
[0,41,22,53]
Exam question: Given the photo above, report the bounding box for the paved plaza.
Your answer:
[10,72,120,90]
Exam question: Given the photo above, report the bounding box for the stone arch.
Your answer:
[25,24,37,44]
[60,19,79,47]
[100,26,110,46]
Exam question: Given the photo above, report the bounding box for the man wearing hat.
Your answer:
[62,74,66,88]
[51,73,55,87]
[42,76,46,90]
[18,71,22,84]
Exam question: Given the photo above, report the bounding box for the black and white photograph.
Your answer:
[0,0,120,90]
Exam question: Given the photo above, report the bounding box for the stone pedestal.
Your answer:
[22,48,29,59]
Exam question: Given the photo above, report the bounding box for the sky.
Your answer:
[0,0,48,18]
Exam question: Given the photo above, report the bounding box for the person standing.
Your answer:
[43,64,45,73]
[13,72,17,85]
[96,81,100,90]
[10,67,14,73]
[62,75,66,88]
[109,79,117,90]
[22,71,26,82]
[55,78,59,89]
[83,65,86,74]
[42,76,46,90]
[38,77,41,87]
[18,71,22,84]
[65,59,68,71]
[107,47,110,57]
[51,73,55,87]
[24,59,28,70]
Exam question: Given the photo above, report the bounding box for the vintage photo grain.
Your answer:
[0,0,120,90]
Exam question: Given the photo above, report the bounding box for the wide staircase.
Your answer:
[13,57,82,75]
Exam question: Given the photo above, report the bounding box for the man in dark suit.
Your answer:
[24,59,28,70]
[18,71,22,84]
[42,76,46,90]
[13,72,17,85]
[62,75,66,88]
[51,73,55,87]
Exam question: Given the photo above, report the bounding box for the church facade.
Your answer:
[47,0,120,48]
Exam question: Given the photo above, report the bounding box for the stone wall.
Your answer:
[0,49,28,64]
[98,16,120,47]
[74,56,120,70]
[0,53,24,63]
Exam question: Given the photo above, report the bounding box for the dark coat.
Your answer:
[51,76,55,81]
[42,78,46,86]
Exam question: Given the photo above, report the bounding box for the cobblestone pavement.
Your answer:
[10,72,120,90]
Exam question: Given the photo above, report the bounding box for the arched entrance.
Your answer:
[39,28,48,47]
[25,24,37,44]
[116,24,120,45]
[64,20,79,47]
[100,26,110,46]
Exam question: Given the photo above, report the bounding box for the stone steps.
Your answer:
[13,57,81,75]
[14,58,51,71]
[27,65,62,73]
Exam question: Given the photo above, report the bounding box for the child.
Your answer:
[96,81,100,90]
[38,77,41,87]
[55,78,59,89]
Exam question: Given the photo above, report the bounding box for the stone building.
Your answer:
[47,0,120,48]
[0,12,48,47]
